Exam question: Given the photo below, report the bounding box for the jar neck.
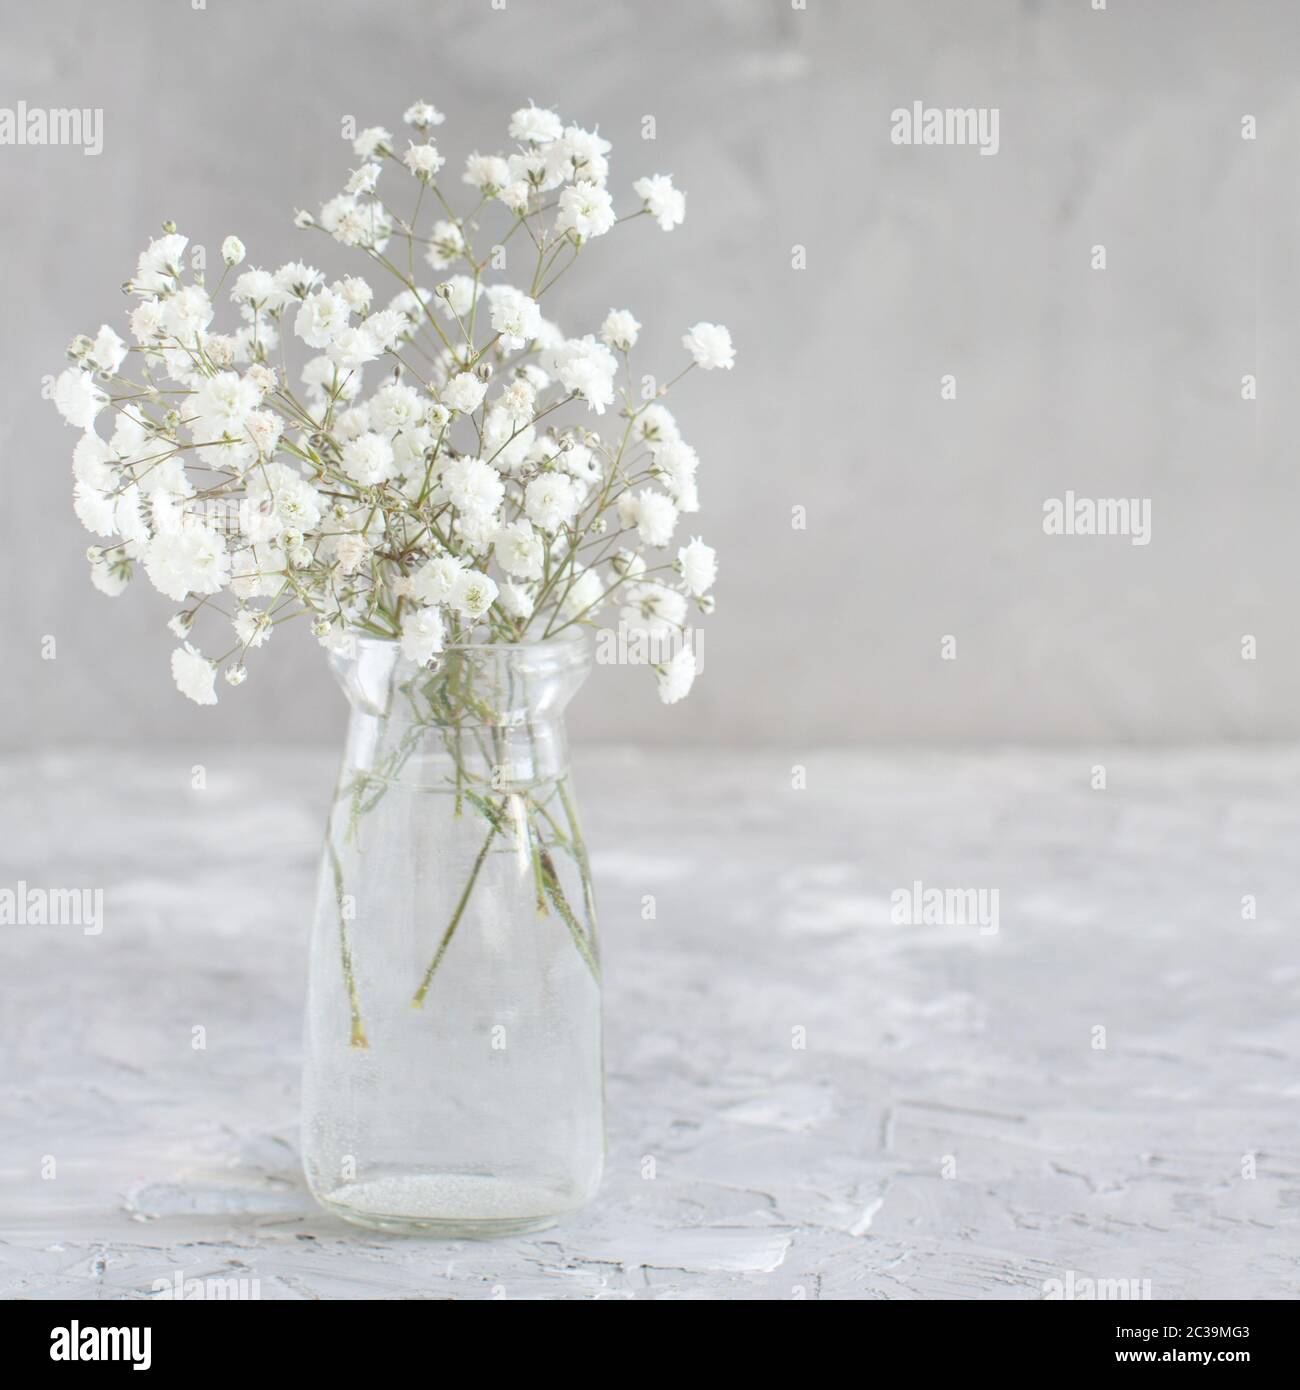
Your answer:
[333,634,590,791]
[346,710,571,790]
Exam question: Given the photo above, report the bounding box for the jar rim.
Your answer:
[345,627,590,656]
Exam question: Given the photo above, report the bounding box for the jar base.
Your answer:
[315,1173,582,1238]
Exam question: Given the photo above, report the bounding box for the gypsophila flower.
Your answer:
[340,431,397,486]
[448,568,499,621]
[676,537,717,596]
[682,321,735,370]
[87,325,127,374]
[171,643,218,705]
[632,174,686,231]
[352,126,393,158]
[403,142,446,180]
[221,235,246,266]
[556,181,616,241]
[441,372,488,414]
[52,369,108,428]
[424,220,466,270]
[509,104,564,144]
[656,645,697,704]
[463,152,511,193]
[600,308,640,351]
[399,606,445,663]
[404,100,445,129]
[630,489,678,547]
[486,285,542,352]
[524,472,581,533]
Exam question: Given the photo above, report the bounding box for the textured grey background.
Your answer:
[6,0,1300,747]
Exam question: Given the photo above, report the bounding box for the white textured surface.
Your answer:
[2,745,1299,1299]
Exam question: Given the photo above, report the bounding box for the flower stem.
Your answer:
[411,811,501,1007]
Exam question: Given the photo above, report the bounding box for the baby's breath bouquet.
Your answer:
[52,99,727,700]
[50,102,732,1233]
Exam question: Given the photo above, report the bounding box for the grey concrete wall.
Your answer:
[5,0,1300,746]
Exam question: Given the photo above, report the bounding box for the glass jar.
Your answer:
[301,632,604,1236]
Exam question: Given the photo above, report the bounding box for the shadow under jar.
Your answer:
[301,631,605,1236]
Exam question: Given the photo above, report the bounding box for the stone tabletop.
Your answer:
[1,745,1297,1300]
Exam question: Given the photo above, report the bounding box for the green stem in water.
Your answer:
[327,834,369,1048]
[411,810,501,1008]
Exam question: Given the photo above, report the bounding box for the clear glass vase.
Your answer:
[301,631,604,1236]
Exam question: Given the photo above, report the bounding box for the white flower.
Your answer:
[334,275,373,313]
[677,537,717,595]
[462,152,511,192]
[352,125,392,157]
[244,409,283,458]
[509,104,563,144]
[73,431,115,489]
[368,381,423,434]
[404,100,446,129]
[273,261,323,302]
[221,235,246,266]
[171,643,218,705]
[498,377,536,424]
[346,163,381,195]
[494,519,544,580]
[448,569,499,621]
[500,181,531,214]
[486,285,542,351]
[328,325,380,370]
[556,180,615,240]
[442,456,504,520]
[72,481,116,536]
[331,531,371,574]
[294,287,349,348]
[319,194,392,249]
[130,298,164,341]
[656,645,696,704]
[600,308,640,351]
[134,233,188,294]
[340,432,396,486]
[87,324,127,374]
[403,142,446,179]
[653,438,700,512]
[547,336,617,414]
[408,553,466,604]
[233,608,272,648]
[441,372,488,414]
[424,220,466,270]
[499,580,534,620]
[622,581,687,634]
[633,173,686,231]
[145,522,230,601]
[683,321,735,370]
[399,605,446,664]
[192,370,260,438]
[231,268,277,307]
[244,461,323,537]
[480,404,534,473]
[559,565,604,621]
[547,126,611,186]
[158,284,213,346]
[52,369,107,428]
[364,307,407,351]
[89,551,130,597]
[524,472,580,533]
[635,403,681,445]
[631,488,678,547]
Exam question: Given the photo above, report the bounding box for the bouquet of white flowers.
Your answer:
[50,99,729,707]
[50,102,735,1231]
